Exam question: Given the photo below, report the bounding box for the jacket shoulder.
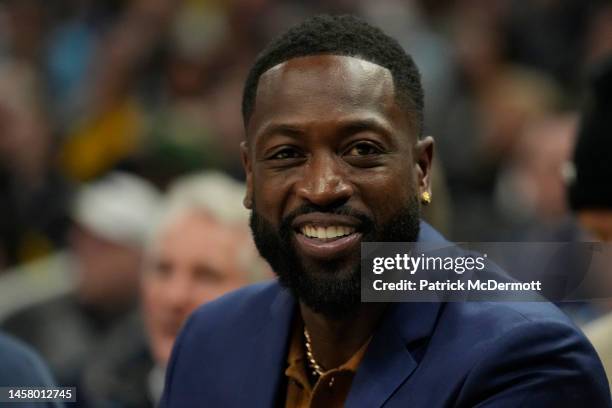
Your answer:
[436,301,596,362]
[447,300,578,333]
[0,332,56,386]
[438,302,611,406]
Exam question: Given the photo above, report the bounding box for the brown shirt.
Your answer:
[284,319,371,408]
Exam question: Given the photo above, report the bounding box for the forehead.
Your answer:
[247,55,406,140]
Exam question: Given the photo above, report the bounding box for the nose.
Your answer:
[296,152,353,207]
[163,272,191,312]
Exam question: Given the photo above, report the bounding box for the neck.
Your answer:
[300,302,387,370]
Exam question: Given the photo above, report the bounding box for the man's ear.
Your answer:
[414,136,434,198]
[240,141,253,209]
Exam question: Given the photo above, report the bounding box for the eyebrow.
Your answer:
[256,123,305,142]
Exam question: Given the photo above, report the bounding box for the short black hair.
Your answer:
[241,14,424,136]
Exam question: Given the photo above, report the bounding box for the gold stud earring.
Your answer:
[421,191,431,205]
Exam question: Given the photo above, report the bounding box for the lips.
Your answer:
[292,213,363,261]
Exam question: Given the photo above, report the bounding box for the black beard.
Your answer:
[249,197,421,320]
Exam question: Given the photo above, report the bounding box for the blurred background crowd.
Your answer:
[0,0,611,406]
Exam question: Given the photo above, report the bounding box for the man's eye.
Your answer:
[151,261,173,279]
[270,148,301,160]
[345,143,380,156]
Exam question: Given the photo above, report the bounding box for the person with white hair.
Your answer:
[81,171,270,407]
[142,171,270,371]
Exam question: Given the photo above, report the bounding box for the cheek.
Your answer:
[254,172,293,219]
[142,298,166,358]
[356,169,416,214]
[142,280,164,318]
[194,287,225,306]
[176,276,225,309]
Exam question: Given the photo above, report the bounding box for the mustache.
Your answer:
[279,203,374,233]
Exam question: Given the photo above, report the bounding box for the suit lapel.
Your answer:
[237,284,296,407]
[346,221,447,407]
[345,302,442,408]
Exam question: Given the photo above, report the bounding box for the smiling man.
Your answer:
[161,15,611,407]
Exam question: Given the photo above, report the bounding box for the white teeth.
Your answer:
[300,225,356,239]
[317,227,327,238]
[327,226,336,238]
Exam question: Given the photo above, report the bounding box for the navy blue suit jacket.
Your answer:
[0,332,61,407]
[161,223,611,407]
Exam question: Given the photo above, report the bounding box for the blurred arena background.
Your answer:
[0,0,611,405]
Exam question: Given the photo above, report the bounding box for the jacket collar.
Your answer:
[344,301,442,407]
[345,221,446,407]
[239,286,296,407]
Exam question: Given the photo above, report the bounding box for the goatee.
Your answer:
[249,197,421,319]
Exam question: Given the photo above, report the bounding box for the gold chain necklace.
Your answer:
[303,327,325,377]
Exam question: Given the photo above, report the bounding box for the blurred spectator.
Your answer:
[59,0,177,183]
[583,2,612,67]
[0,0,49,64]
[505,0,595,91]
[1,172,160,392]
[567,56,612,243]
[0,60,72,269]
[494,113,578,238]
[136,1,238,186]
[429,0,568,240]
[80,171,270,407]
[564,55,612,389]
